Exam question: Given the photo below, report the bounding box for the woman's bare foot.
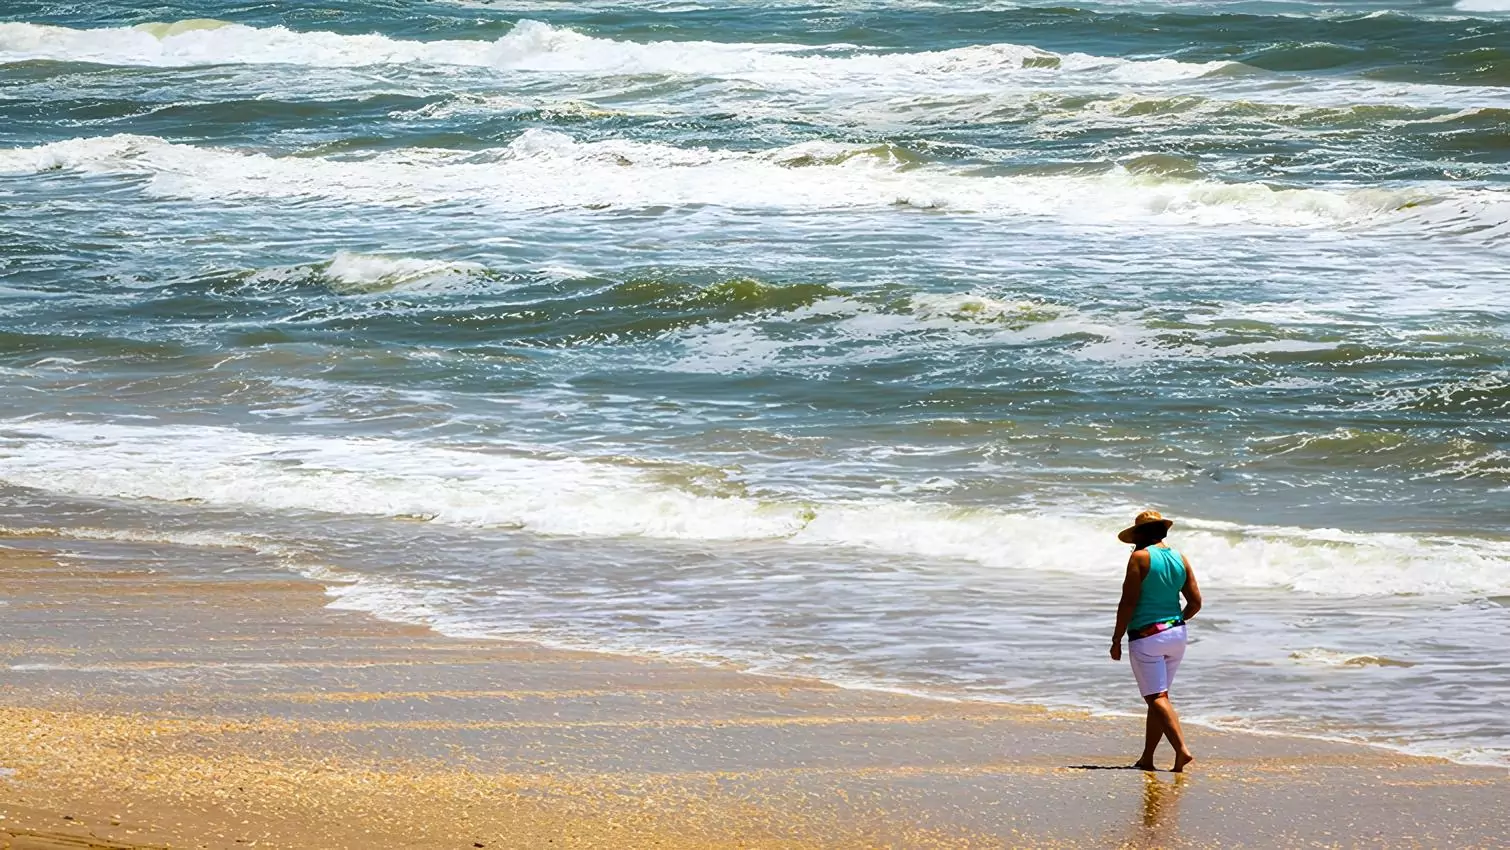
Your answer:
[1172,751,1195,773]
[1133,758,1158,771]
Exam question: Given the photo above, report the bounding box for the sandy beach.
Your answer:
[0,537,1504,849]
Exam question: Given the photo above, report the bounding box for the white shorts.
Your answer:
[1129,624,1187,697]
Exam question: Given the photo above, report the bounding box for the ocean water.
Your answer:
[2,0,1509,766]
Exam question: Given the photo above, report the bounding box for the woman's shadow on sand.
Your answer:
[1066,764,1158,770]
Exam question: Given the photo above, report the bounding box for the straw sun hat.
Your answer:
[1118,509,1174,544]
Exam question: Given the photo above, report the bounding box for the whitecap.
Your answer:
[1454,0,1510,12]
[1288,648,1417,668]
[322,251,489,293]
[0,132,1487,235]
[0,18,1231,86]
[2,419,1508,598]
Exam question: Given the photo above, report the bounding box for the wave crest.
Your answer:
[2,420,1509,598]
[1289,649,1417,668]
[3,132,1494,234]
[1456,0,1510,12]
[0,18,1231,85]
[321,252,490,293]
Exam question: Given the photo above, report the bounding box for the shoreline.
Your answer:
[10,510,1508,774]
[2,536,1508,848]
[322,576,1508,774]
[386,625,1510,773]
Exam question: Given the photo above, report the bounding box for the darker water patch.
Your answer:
[413,276,847,347]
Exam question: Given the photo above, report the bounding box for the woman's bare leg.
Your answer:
[1135,698,1164,769]
[1146,693,1195,771]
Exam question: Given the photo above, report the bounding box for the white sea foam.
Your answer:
[3,15,1496,115]
[1455,0,1510,12]
[321,251,489,293]
[0,132,1487,233]
[658,294,1127,374]
[390,95,629,122]
[0,20,498,69]
[0,523,294,558]
[907,293,1054,325]
[1288,648,1417,668]
[2,419,1508,598]
[0,18,1229,84]
[8,17,1509,124]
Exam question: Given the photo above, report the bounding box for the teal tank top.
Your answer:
[1130,547,1187,630]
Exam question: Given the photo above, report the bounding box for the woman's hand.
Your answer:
[1110,641,1122,661]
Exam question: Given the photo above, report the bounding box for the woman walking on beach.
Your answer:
[1110,510,1202,772]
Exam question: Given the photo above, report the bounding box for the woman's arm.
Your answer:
[1180,554,1202,621]
[1110,550,1149,661]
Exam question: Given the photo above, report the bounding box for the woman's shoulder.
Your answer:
[1163,546,1192,570]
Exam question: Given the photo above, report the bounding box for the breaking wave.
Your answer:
[1455,0,1510,12]
[1289,649,1418,668]
[1,420,1508,598]
[3,132,1495,233]
[0,18,1232,85]
[320,252,491,293]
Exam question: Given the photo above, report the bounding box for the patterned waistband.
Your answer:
[1128,618,1184,641]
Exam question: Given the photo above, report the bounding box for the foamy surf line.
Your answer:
[11,17,1510,115]
[2,132,1495,232]
[0,18,1229,85]
[2,419,1508,597]
[1456,0,1510,11]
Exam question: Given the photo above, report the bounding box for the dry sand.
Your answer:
[0,538,1505,849]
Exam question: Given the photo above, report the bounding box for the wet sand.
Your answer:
[0,538,1505,849]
